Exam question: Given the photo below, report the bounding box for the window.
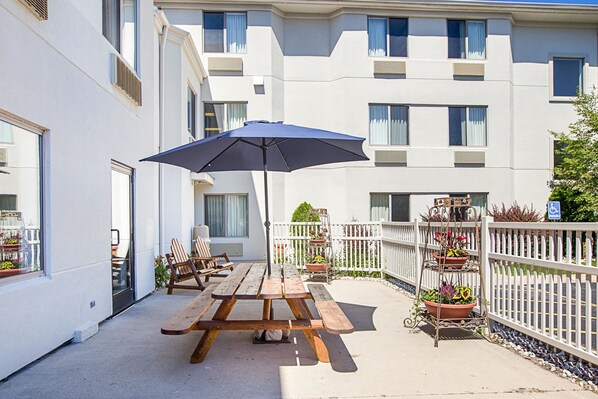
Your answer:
[204,12,247,54]
[553,140,567,180]
[187,86,197,137]
[205,194,248,237]
[448,20,486,60]
[102,0,137,71]
[370,194,410,222]
[0,118,42,281]
[204,103,247,137]
[0,121,13,143]
[369,105,409,145]
[449,107,486,146]
[449,193,487,219]
[368,17,408,57]
[553,58,583,97]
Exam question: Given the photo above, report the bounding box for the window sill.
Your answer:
[549,97,577,103]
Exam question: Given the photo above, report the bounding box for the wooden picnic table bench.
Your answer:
[161,262,354,363]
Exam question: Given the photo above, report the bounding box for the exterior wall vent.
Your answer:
[375,150,407,166]
[112,54,142,106]
[19,0,48,20]
[210,243,243,257]
[453,62,485,78]
[0,148,7,167]
[454,151,485,166]
[208,57,243,73]
[373,60,406,76]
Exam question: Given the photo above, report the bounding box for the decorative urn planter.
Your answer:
[423,300,476,320]
[305,262,329,272]
[433,254,469,269]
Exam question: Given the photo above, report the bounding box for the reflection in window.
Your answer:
[204,103,247,137]
[102,0,137,71]
[0,119,42,281]
[553,58,583,97]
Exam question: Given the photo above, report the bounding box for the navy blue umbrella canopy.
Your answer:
[142,121,368,173]
[141,121,369,274]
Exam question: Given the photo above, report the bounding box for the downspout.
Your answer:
[159,22,169,255]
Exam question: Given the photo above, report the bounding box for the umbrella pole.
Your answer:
[262,140,272,276]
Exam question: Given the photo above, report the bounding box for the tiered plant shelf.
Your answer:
[304,208,333,284]
[404,197,490,346]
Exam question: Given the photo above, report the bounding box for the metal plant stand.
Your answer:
[304,208,333,283]
[404,197,490,347]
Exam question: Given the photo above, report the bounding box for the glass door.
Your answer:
[111,162,135,314]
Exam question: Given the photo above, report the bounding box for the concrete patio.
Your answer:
[1,279,595,398]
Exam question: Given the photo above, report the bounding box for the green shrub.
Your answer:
[291,202,320,223]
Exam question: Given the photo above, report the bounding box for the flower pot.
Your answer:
[433,254,469,269]
[305,262,329,272]
[309,239,325,246]
[0,267,28,278]
[0,243,21,251]
[423,300,476,320]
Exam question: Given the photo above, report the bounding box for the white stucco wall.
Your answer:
[0,0,157,379]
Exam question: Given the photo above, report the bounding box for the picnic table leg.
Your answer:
[190,298,237,363]
[262,299,272,320]
[286,298,330,363]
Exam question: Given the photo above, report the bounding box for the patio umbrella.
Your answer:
[141,120,369,274]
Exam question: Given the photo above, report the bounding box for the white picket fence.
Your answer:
[380,218,598,365]
[271,222,382,275]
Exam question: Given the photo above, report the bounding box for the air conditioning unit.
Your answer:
[0,148,7,167]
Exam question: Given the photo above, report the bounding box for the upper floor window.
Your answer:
[448,20,485,60]
[553,58,583,97]
[368,17,408,57]
[0,118,43,282]
[449,106,486,147]
[369,105,408,146]
[204,12,247,54]
[204,102,247,137]
[187,86,197,137]
[102,0,137,71]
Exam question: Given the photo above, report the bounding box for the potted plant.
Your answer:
[308,227,327,246]
[304,251,329,272]
[1,235,21,251]
[432,229,469,268]
[0,260,26,278]
[420,281,476,319]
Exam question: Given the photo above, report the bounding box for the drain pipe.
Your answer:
[158,19,169,255]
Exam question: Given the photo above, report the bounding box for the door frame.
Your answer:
[111,161,136,315]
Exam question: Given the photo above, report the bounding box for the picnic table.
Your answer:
[161,262,354,363]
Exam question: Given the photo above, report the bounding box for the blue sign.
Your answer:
[548,201,561,220]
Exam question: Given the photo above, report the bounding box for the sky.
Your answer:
[476,0,598,4]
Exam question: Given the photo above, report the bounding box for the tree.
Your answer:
[549,89,598,222]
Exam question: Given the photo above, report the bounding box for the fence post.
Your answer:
[379,222,385,280]
[414,218,421,296]
[481,215,493,331]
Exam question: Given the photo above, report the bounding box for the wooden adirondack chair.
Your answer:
[165,238,213,295]
[193,236,234,276]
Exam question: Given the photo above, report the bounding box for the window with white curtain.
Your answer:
[204,12,247,54]
[205,194,248,237]
[448,20,486,60]
[370,193,410,222]
[204,102,247,137]
[369,105,409,146]
[102,0,138,71]
[368,17,408,57]
[449,106,486,146]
